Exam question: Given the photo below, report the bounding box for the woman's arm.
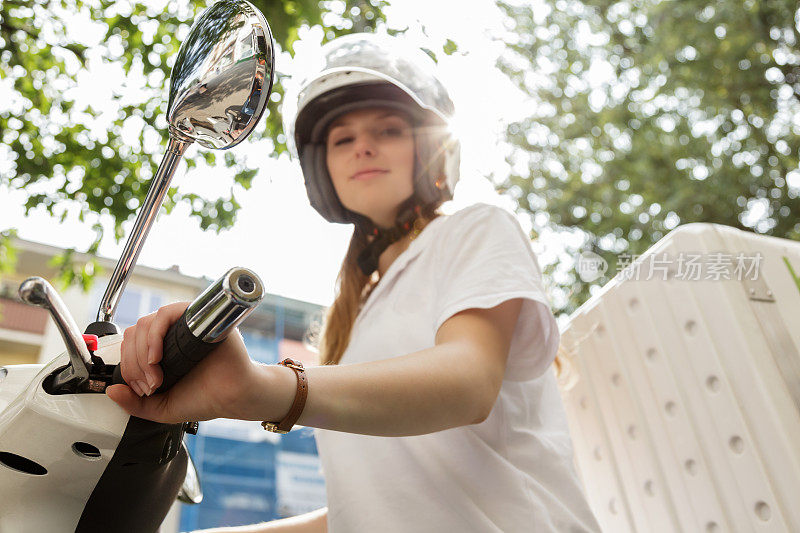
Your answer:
[193,507,327,533]
[107,299,522,435]
[240,298,523,437]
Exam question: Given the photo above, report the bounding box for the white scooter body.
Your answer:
[0,335,126,531]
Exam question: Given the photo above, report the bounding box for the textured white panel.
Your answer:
[559,223,800,533]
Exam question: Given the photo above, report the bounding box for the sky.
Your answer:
[0,0,563,308]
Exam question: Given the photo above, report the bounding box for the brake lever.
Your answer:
[19,277,92,390]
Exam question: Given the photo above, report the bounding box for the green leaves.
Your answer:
[443,39,459,55]
[234,168,258,190]
[499,0,800,314]
[1,0,386,289]
[0,230,19,277]
[47,248,102,292]
[0,230,20,305]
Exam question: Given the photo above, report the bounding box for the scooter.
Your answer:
[0,1,275,531]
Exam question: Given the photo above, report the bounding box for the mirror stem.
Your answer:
[97,136,192,323]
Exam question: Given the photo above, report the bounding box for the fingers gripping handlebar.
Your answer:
[111,267,264,394]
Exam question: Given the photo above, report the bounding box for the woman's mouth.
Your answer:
[351,168,388,181]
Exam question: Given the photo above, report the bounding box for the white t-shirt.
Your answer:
[314,203,601,532]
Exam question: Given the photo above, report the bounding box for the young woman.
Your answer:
[107,34,601,533]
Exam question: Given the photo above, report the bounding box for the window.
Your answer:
[88,284,167,331]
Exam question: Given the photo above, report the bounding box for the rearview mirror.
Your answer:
[90,0,275,332]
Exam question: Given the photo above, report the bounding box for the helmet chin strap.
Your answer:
[356,195,422,276]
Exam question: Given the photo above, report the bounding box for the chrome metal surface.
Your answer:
[185,267,264,343]
[96,0,274,323]
[178,447,203,504]
[97,137,190,322]
[167,0,274,149]
[19,277,91,384]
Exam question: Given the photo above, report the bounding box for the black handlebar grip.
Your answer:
[110,312,218,393]
[155,312,217,393]
[110,266,263,395]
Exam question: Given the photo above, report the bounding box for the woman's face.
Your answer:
[325,106,415,228]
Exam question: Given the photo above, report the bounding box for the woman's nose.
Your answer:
[353,133,377,158]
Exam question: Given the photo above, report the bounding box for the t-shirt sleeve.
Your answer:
[433,204,560,381]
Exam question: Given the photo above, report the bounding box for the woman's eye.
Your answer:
[333,136,353,146]
[381,127,403,136]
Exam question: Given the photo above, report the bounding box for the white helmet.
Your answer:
[283,33,461,224]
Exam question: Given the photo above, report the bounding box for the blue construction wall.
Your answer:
[180,435,277,529]
[179,425,323,531]
[241,329,279,364]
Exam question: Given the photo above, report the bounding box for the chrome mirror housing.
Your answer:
[168,0,274,149]
[91,0,274,329]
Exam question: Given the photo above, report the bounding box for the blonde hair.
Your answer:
[316,222,372,366]
[315,209,437,366]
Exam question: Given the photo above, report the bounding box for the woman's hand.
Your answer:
[105,301,266,424]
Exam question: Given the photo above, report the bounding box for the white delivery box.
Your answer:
[558,223,800,533]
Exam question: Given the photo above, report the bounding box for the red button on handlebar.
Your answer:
[82,334,99,352]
